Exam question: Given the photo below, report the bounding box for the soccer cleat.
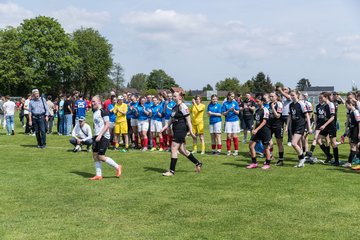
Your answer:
[232,151,239,156]
[119,149,128,153]
[116,165,122,177]
[275,160,284,166]
[162,171,174,176]
[325,154,333,163]
[195,162,203,173]
[192,150,197,154]
[158,148,164,152]
[287,142,292,147]
[227,151,231,156]
[141,148,148,152]
[246,163,258,169]
[200,151,205,155]
[331,161,340,166]
[342,162,352,168]
[89,176,103,180]
[216,151,221,155]
[150,147,157,152]
[242,139,246,143]
[351,165,360,170]
[212,151,216,155]
[261,164,270,170]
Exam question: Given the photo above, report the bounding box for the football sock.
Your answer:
[211,144,216,151]
[349,151,356,163]
[279,151,284,159]
[226,138,231,151]
[251,157,257,164]
[170,158,177,172]
[201,143,205,153]
[333,147,339,162]
[233,137,239,150]
[95,161,102,176]
[186,153,200,165]
[217,144,222,151]
[105,157,119,169]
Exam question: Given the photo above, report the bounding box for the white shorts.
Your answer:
[210,122,222,134]
[224,121,240,133]
[151,120,163,132]
[138,120,149,132]
[109,122,115,129]
[130,118,138,127]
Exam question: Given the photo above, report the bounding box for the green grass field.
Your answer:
[1,104,359,240]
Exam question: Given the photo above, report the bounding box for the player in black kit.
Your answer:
[246,95,272,169]
[160,91,202,176]
[287,90,312,168]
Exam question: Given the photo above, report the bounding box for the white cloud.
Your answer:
[50,6,110,32]
[0,3,33,28]
[319,47,327,56]
[120,9,299,60]
[336,35,360,61]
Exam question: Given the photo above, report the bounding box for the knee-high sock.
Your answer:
[217,144,222,151]
[333,147,339,161]
[226,138,231,151]
[159,137,164,148]
[95,161,102,176]
[233,137,239,151]
[349,151,356,163]
[170,158,177,172]
[152,137,157,148]
[105,157,119,169]
[186,153,201,165]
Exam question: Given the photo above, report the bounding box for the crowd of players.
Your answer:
[0,87,359,177]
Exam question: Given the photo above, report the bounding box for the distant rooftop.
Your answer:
[304,86,334,91]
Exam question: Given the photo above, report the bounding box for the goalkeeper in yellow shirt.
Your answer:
[114,96,129,152]
[191,96,206,154]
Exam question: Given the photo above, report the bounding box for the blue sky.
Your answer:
[1,0,359,91]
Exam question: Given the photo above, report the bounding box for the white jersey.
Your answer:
[72,122,92,141]
[93,109,110,139]
[282,96,291,116]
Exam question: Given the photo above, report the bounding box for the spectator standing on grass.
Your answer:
[63,95,73,136]
[28,89,49,148]
[0,96,5,129]
[24,94,32,134]
[57,95,65,135]
[46,95,55,134]
[89,95,122,181]
[3,96,16,135]
[18,97,25,128]
[74,94,87,124]
[69,116,93,152]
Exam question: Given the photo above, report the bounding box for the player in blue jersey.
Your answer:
[222,92,240,156]
[207,94,222,154]
[163,92,176,150]
[150,96,165,151]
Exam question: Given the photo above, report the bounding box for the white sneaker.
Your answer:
[227,151,231,156]
[200,151,205,155]
[287,142,292,147]
[232,151,238,156]
[342,162,352,168]
[242,139,246,143]
[162,171,174,176]
[295,158,306,168]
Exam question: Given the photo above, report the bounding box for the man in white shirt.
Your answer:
[0,96,5,129]
[3,95,16,135]
[69,116,93,152]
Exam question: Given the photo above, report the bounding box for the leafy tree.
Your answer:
[144,89,158,96]
[296,78,311,91]
[110,63,125,92]
[147,69,178,90]
[251,72,274,93]
[0,27,29,95]
[215,77,241,93]
[128,73,148,91]
[72,27,113,96]
[202,84,213,91]
[19,16,79,95]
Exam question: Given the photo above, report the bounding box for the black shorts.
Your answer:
[172,130,187,144]
[349,127,359,144]
[251,127,271,145]
[270,126,283,139]
[291,122,305,135]
[92,136,110,155]
[319,125,337,138]
[241,116,253,130]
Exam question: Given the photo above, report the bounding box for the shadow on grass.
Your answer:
[20,144,39,148]
[222,162,248,168]
[70,171,94,178]
[324,168,360,175]
[143,167,192,173]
